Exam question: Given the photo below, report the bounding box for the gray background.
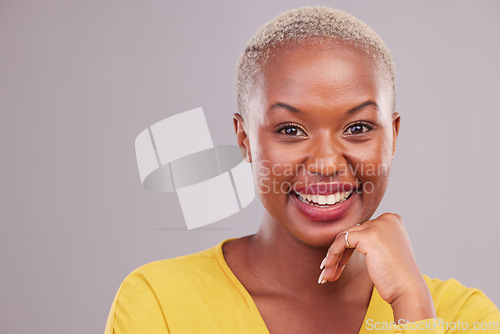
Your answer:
[1,0,499,333]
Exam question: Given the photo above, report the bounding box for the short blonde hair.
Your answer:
[236,6,396,114]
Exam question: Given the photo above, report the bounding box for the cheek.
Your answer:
[345,135,393,188]
[250,138,304,201]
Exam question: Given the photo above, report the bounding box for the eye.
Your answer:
[277,123,307,137]
[343,121,374,136]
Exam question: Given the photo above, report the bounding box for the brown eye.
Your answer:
[278,124,307,137]
[343,122,374,136]
[348,124,364,134]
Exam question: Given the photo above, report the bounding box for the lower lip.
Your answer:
[290,191,357,222]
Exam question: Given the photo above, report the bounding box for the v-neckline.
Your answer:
[215,239,388,334]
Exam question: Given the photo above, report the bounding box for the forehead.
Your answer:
[252,39,392,115]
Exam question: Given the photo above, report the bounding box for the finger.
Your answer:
[322,232,347,268]
[321,224,366,269]
[318,263,338,284]
[331,264,346,281]
[328,230,359,261]
[323,249,354,282]
[339,248,355,266]
[318,225,365,284]
[332,249,355,280]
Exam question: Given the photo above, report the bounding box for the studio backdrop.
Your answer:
[0,1,499,333]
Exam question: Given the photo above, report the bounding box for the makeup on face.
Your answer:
[290,182,358,222]
[245,40,397,246]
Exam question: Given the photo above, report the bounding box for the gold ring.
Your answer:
[345,230,354,249]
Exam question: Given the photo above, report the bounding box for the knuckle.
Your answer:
[328,246,341,257]
[380,212,393,219]
[380,212,403,226]
[392,213,403,222]
[327,246,337,256]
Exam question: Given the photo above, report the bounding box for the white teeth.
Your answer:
[317,196,327,205]
[341,192,348,201]
[296,191,352,206]
[326,194,335,204]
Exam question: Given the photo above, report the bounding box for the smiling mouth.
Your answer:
[294,190,353,207]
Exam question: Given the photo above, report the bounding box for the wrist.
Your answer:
[390,280,436,324]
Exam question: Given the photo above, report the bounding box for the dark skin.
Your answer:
[226,39,436,333]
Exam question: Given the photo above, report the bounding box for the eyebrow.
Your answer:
[267,100,379,115]
[268,102,302,114]
[346,100,379,115]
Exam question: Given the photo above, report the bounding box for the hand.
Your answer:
[318,213,436,323]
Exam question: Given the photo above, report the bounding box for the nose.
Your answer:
[306,132,347,177]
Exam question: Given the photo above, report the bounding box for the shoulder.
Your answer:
[133,242,222,276]
[105,240,235,333]
[423,275,500,325]
[423,275,496,308]
[123,240,229,292]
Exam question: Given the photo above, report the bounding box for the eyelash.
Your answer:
[276,121,374,137]
[343,121,374,135]
[276,122,307,137]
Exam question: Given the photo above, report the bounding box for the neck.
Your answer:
[246,214,373,303]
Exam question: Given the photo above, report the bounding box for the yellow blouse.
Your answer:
[105,240,499,334]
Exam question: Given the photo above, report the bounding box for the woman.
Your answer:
[105,7,499,333]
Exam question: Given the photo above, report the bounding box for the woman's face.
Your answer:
[235,40,400,248]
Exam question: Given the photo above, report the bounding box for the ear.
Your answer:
[391,112,401,159]
[233,113,252,163]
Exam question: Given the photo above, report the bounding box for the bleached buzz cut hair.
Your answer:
[236,6,396,114]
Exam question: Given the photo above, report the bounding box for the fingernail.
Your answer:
[320,257,327,270]
[317,268,326,284]
[320,279,327,284]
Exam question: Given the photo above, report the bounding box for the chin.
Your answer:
[268,193,367,248]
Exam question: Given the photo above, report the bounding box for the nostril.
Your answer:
[306,159,346,177]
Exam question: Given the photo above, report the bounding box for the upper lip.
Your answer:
[293,182,355,195]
